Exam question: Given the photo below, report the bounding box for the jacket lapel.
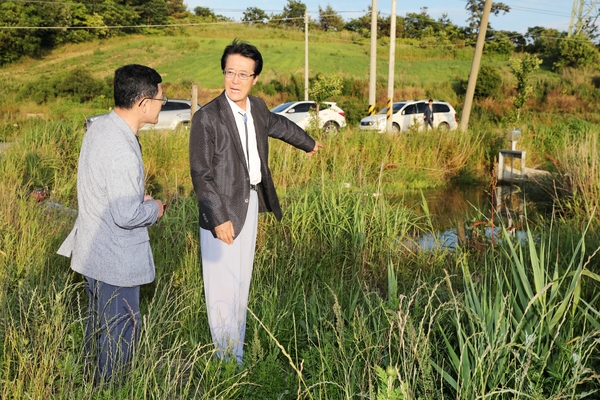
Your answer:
[216,92,248,172]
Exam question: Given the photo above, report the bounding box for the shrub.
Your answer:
[19,68,110,104]
[337,97,368,127]
[554,33,599,70]
[462,64,503,99]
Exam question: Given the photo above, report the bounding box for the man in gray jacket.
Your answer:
[58,64,165,381]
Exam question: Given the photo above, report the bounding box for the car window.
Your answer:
[378,102,405,114]
[403,104,416,115]
[161,102,180,111]
[271,102,295,112]
[291,103,312,113]
[161,102,191,111]
[433,103,450,113]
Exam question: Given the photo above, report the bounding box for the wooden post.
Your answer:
[191,84,198,119]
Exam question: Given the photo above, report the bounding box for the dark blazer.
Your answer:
[424,104,434,123]
[190,92,316,237]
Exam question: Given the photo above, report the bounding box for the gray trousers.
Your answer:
[200,190,258,364]
[84,276,140,381]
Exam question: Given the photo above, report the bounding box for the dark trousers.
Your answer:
[84,276,140,381]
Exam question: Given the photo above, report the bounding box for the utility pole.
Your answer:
[459,0,492,132]
[368,0,378,115]
[385,0,397,133]
[304,10,309,101]
[191,84,198,119]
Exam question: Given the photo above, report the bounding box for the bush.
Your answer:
[461,64,502,99]
[338,97,368,127]
[554,33,599,70]
[19,68,110,104]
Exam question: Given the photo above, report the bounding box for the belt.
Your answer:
[250,184,258,191]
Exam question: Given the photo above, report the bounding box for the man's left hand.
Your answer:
[307,141,323,156]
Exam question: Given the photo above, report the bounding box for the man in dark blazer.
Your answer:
[189,39,322,364]
[423,98,434,129]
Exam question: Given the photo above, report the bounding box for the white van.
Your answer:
[359,100,458,133]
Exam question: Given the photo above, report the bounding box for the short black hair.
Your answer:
[428,99,433,103]
[113,64,162,109]
[221,39,263,76]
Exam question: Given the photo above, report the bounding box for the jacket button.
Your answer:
[245,199,249,203]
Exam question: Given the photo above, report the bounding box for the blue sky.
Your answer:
[186,0,573,35]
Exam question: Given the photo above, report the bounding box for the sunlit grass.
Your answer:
[0,118,599,398]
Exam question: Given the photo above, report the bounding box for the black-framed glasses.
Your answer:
[223,70,255,81]
[139,96,168,107]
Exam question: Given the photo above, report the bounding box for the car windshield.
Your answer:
[271,102,297,113]
[377,102,406,115]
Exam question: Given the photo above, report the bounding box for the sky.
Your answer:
[185,0,574,35]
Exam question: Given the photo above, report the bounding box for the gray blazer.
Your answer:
[189,92,316,237]
[58,111,159,287]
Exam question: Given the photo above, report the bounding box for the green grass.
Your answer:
[1,23,600,399]
[1,118,599,398]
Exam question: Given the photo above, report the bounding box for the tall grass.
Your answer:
[1,120,599,398]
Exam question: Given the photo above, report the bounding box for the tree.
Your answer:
[465,0,510,35]
[509,54,541,121]
[194,6,214,18]
[242,7,268,25]
[165,0,187,18]
[554,33,599,70]
[484,31,514,56]
[343,7,393,38]
[437,13,466,42]
[403,8,436,40]
[308,73,342,133]
[525,26,562,60]
[0,2,42,66]
[273,0,306,29]
[137,0,169,26]
[318,5,343,31]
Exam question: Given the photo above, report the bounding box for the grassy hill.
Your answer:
[0,23,482,120]
[3,21,598,129]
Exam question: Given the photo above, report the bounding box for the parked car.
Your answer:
[84,99,201,131]
[271,101,347,134]
[359,100,458,133]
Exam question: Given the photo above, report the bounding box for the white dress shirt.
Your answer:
[225,94,262,185]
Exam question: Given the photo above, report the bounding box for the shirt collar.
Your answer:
[224,92,251,116]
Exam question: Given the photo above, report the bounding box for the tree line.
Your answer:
[1,0,599,71]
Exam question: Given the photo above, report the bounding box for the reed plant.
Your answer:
[1,119,599,398]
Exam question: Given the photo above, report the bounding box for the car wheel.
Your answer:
[438,122,450,132]
[392,123,401,134]
[323,121,340,135]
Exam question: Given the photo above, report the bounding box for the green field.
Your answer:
[1,24,600,399]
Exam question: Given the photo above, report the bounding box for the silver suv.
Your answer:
[359,100,458,133]
[271,101,347,134]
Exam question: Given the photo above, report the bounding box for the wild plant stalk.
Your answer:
[556,131,600,222]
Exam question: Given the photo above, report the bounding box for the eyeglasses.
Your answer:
[223,70,255,81]
[139,96,168,107]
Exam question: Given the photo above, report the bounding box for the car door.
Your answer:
[398,104,417,131]
[285,102,313,129]
[432,103,451,127]
[415,101,427,130]
[163,101,192,130]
